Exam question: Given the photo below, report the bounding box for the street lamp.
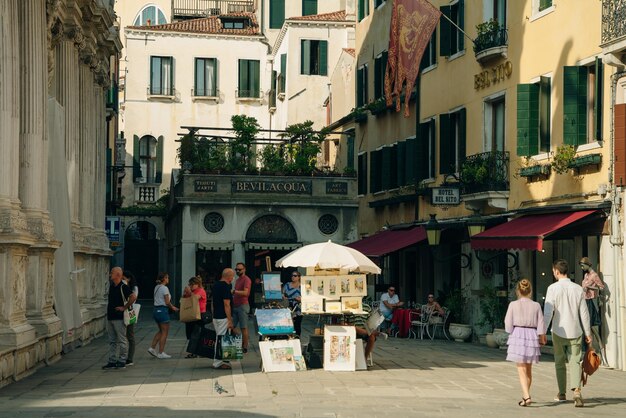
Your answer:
[466,210,486,237]
[425,214,471,269]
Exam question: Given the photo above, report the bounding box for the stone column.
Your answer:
[17,0,50,222]
[79,63,95,229]
[0,0,21,212]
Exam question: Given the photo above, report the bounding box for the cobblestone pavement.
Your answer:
[1,313,624,418]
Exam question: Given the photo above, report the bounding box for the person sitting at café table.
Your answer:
[424,293,445,323]
[379,286,404,330]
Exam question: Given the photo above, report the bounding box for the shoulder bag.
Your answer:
[121,285,137,326]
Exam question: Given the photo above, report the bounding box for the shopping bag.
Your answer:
[123,307,137,326]
[133,303,141,320]
[187,325,218,358]
[179,295,201,322]
[219,332,243,360]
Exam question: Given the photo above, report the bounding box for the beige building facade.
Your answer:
[0,0,120,386]
[345,0,626,370]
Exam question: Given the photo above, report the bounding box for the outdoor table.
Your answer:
[391,308,420,338]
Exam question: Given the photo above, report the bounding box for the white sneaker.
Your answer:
[157,352,171,359]
[148,347,157,357]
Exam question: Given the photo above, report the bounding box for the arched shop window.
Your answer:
[133,4,167,26]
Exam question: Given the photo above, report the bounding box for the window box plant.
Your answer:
[551,144,576,174]
[569,153,602,169]
[366,97,389,116]
[519,164,551,177]
[351,107,367,123]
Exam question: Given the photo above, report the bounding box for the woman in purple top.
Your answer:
[504,279,546,407]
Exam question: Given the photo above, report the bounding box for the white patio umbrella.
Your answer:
[275,240,381,274]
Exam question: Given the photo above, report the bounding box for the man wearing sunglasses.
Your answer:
[232,262,251,353]
[379,286,404,332]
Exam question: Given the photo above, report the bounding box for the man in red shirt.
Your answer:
[232,262,252,353]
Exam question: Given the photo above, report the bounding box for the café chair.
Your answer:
[409,307,431,340]
[427,307,450,340]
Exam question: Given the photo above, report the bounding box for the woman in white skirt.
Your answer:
[504,279,547,406]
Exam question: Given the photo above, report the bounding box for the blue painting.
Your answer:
[255,308,295,336]
[262,272,283,301]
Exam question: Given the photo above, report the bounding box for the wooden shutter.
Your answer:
[358,153,367,194]
[357,66,364,107]
[595,57,603,141]
[302,0,317,16]
[416,122,430,181]
[319,41,328,76]
[301,40,311,75]
[238,59,248,97]
[347,135,355,169]
[396,141,406,187]
[439,6,451,56]
[155,135,164,183]
[269,70,277,108]
[458,0,465,52]
[517,84,540,156]
[563,66,587,146]
[280,54,287,92]
[439,113,451,174]
[270,0,285,29]
[405,137,417,184]
[382,146,392,190]
[133,135,141,181]
[251,60,260,97]
[458,108,466,169]
[369,150,380,193]
[539,77,551,153]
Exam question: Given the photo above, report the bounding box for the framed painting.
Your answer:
[301,277,313,297]
[341,296,363,313]
[352,275,367,296]
[325,301,342,313]
[301,297,324,314]
[315,277,325,296]
[340,276,350,295]
[255,308,295,336]
[324,325,356,371]
[262,272,283,301]
[325,277,338,298]
[259,340,303,372]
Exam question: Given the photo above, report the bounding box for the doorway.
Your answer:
[124,221,159,301]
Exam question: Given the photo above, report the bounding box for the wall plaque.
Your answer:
[326,181,348,195]
[194,180,217,192]
[232,179,312,194]
[431,187,460,205]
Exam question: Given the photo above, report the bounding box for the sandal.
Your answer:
[185,353,198,359]
[518,397,531,407]
[215,363,232,370]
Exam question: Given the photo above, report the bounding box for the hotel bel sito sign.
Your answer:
[474,60,513,90]
[431,187,460,205]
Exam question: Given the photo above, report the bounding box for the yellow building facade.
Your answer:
[344,0,626,370]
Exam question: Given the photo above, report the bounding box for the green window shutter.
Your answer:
[357,67,364,107]
[358,153,367,194]
[458,108,466,166]
[381,51,388,98]
[517,84,540,156]
[563,66,587,146]
[106,148,112,199]
[319,41,328,76]
[405,136,417,184]
[595,57,603,141]
[439,6,451,56]
[396,141,406,186]
[374,57,381,99]
[301,40,311,75]
[390,145,398,189]
[347,135,355,169]
[133,135,141,180]
[429,119,436,178]
[155,135,164,183]
[194,58,201,95]
[439,113,451,174]
[370,150,382,193]
[416,122,430,181]
[270,0,285,29]
[358,0,369,21]
[458,0,465,51]
[302,0,317,16]
[539,77,551,153]
[238,59,247,97]
[280,54,287,92]
[270,70,277,108]
[539,0,552,12]
[382,147,392,190]
[251,60,260,97]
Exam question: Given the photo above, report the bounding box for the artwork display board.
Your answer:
[301,274,367,313]
[324,325,356,371]
[259,340,304,372]
[341,296,365,314]
[301,297,324,314]
[262,272,283,301]
[255,309,295,336]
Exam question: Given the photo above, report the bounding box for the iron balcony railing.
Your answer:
[172,0,255,18]
[147,86,176,97]
[236,89,262,99]
[460,151,509,195]
[473,26,508,56]
[601,0,626,45]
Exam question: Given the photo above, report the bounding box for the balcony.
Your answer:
[172,0,255,20]
[135,184,159,203]
[601,0,626,66]
[147,86,177,100]
[460,151,509,211]
[473,20,508,65]
[192,87,220,101]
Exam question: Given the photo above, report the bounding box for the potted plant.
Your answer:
[477,285,506,348]
[551,144,576,174]
[366,97,388,116]
[442,287,472,342]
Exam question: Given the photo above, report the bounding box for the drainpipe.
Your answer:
[608,68,626,370]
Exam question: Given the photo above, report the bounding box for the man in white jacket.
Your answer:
[543,259,592,407]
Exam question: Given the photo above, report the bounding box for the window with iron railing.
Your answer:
[194,57,217,97]
[238,59,260,98]
[149,56,174,96]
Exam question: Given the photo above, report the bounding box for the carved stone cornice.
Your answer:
[66,26,87,50]
[0,210,29,235]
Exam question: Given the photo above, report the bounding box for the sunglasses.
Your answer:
[235,269,243,272]
[292,274,300,277]
[389,289,395,292]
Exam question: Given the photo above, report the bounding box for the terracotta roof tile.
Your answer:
[343,48,355,57]
[128,13,260,35]
[288,10,347,22]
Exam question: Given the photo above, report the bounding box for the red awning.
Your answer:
[471,210,597,251]
[347,227,427,257]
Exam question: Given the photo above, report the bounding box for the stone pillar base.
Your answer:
[0,323,36,348]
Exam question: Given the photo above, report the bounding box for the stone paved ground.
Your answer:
[1,312,624,418]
